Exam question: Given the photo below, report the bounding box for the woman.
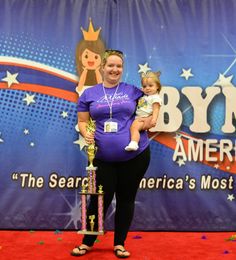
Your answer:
[71,50,152,258]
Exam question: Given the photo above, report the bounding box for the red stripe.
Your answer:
[149,132,236,174]
[0,83,78,103]
[0,61,77,83]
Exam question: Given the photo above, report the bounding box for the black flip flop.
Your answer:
[114,248,130,258]
[71,246,90,257]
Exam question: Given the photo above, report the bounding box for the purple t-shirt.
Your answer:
[78,82,149,162]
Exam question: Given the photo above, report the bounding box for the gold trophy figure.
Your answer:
[87,143,97,169]
[85,118,97,193]
[89,215,96,232]
[85,118,97,170]
[86,117,96,133]
[78,118,104,235]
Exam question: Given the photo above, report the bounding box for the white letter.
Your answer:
[219,139,233,162]
[205,139,218,162]
[222,87,236,133]
[182,86,220,132]
[173,138,187,161]
[150,86,182,132]
[188,139,204,161]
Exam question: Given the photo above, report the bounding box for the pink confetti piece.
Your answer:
[133,235,142,239]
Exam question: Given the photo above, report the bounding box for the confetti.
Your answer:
[57,237,62,241]
[201,235,207,240]
[38,241,44,245]
[226,234,236,241]
[133,235,142,239]
[223,250,229,254]
[95,239,100,243]
[54,230,62,234]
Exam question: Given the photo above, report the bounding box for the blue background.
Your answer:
[0,0,235,231]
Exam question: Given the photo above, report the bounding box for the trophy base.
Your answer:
[78,230,104,235]
[86,166,98,170]
[80,192,103,195]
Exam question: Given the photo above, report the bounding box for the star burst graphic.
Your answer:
[53,191,82,229]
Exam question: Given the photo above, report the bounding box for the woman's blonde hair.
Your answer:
[102,49,124,66]
[141,71,162,92]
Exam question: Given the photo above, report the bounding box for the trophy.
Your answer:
[78,118,104,235]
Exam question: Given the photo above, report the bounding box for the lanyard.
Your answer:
[102,83,120,119]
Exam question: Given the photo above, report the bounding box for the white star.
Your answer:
[2,71,19,88]
[30,142,35,147]
[24,129,29,135]
[176,158,185,167]
[226,166,231,171]
[227,194,235,201]
[180,68,193,80]
[174,133,182,141]
[53,191,82,229]
[214,73,234,88]
[61,111,68,118]
[138,62,151,74]
[0,133,3,143]
[75,124,80,132]
[214,164,219,169]
[204,34,236,76]
[73,135,87,150]
[23,93,36,106]
[106,198,117,220]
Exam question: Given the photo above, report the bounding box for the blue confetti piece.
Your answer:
[223,250,229,254]
[54,230,62,234]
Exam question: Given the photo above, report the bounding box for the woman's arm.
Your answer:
[137,116,152,130]
[137,103,161,130]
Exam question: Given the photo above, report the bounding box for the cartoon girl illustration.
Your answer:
[75,18,106,95]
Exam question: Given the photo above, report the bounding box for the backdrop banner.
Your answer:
[0,0,236,231]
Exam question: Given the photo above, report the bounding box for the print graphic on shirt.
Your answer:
[97,91,130,108]
[137,97,147,109]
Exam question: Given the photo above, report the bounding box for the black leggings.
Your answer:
[82,146,150,247]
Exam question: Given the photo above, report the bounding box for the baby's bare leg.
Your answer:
[130,118,145,143]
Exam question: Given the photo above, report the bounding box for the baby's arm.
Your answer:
[150,102,161,127]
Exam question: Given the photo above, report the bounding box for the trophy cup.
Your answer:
[78,118,104,235]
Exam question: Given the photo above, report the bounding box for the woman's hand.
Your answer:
[84,131,95,144]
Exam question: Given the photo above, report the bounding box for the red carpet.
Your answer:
[0,231,236,259]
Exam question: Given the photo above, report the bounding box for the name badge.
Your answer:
[104,121,118,133]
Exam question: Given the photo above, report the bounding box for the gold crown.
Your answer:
[81,18,101,41]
